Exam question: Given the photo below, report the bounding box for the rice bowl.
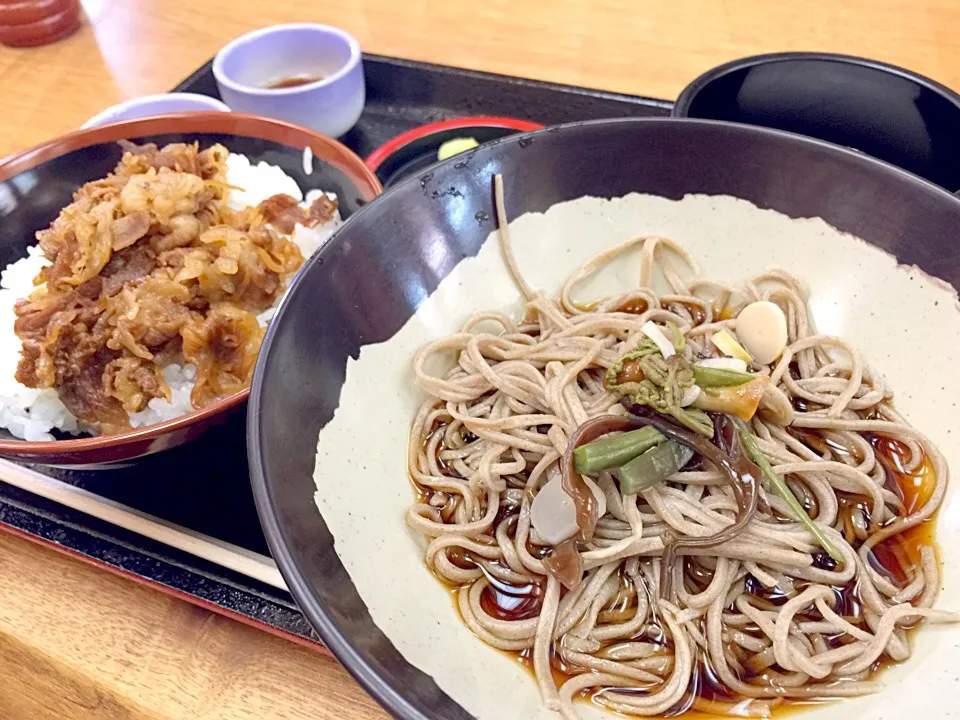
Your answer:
[0,112,380,465]
[0,147,341,443]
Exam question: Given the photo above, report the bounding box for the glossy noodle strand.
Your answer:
[406,175,958,718]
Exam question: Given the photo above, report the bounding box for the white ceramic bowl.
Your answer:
[212,24,365,138]
[81,93,230,128]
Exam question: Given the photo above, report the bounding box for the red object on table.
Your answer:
[364,116,544,171]
[0,0,81,48]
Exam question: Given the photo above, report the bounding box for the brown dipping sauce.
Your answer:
[417,412,942,719]
[264,74,325,89]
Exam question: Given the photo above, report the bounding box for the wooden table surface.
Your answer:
[2,0,960,718]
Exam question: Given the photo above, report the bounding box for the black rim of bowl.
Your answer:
[247,116,960,720]
[375,125,537,189]
[672,51,960,119]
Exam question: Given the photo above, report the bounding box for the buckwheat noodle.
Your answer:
[407,175,957,718]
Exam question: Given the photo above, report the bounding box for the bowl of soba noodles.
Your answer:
[248,117,960,720]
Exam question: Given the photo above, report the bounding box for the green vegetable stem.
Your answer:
[736,421,844,563]
[692,366,755,387]
[573,426,664,474]
[618,440,695,494]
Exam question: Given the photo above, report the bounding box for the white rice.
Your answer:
[302,146,314,176]
[0,154,342,441]
[224,153,304,208]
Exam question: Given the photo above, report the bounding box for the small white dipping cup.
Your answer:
[213,24,365,138]
[82,93,230,128]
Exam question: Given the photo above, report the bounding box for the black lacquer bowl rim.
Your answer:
[247,116,960,719]
[672,50,960,119]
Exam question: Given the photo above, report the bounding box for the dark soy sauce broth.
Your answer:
[264,74,325,89]
[416,415,940,718]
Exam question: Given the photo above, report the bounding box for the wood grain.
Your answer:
[2,0,960,718]
[0,531,388,719]
[2,0,960,156]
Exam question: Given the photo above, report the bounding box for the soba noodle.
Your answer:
[407,176,957,719]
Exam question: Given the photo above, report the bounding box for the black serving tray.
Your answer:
[0,53,669,643]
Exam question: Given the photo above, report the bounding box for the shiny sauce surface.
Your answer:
[419,418,940,718]
[264,74,325,89]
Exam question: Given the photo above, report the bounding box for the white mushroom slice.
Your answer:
[302,145,314,175]
[736,301,788,365]
[680,384,702,407]
[641,321,675,358]
[530,474,606,546]
[695,357,749,373]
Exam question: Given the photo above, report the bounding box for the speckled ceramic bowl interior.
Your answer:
[249,118,960,719]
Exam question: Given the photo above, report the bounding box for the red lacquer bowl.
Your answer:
[0,0,82,48]
[365,116,543,187]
